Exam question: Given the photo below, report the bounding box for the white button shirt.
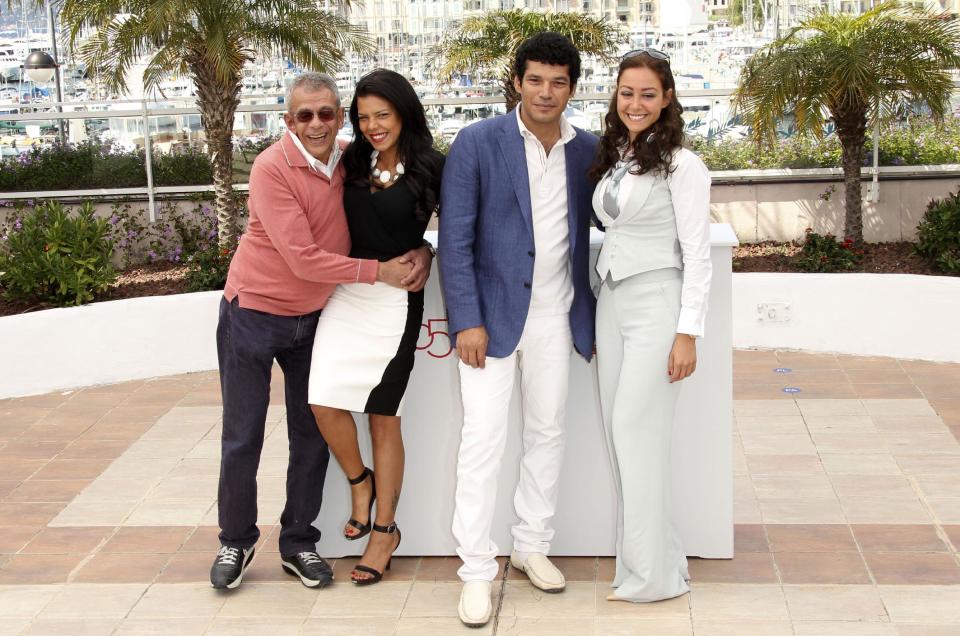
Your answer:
[599,148,712,336]
[516,107,577,318]
[287,130,342,179]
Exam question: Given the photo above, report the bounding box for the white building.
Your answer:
[346,0,464,80]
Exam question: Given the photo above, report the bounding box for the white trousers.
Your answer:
[596,268,690,602]
[452,313,573,582]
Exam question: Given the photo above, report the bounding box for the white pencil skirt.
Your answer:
[307,281,424,416]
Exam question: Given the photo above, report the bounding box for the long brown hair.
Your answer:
[588,53,685,182]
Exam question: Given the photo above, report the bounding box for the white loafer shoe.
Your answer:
[458,580,493,628]
[510,551,566,593]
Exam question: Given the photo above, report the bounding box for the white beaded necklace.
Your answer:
[370,149,405,185]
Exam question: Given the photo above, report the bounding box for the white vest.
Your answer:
[593,162,683,282]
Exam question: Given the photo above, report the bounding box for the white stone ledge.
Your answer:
[733,273,960,363]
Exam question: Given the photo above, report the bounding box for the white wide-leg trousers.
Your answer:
[452,313,573,582]
[596,268,690,602]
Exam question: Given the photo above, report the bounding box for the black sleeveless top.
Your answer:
[343,150,443,261]
[343,180,427,261]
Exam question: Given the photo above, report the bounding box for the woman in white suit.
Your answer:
[588,50,712,603]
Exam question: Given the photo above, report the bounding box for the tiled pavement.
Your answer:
[1,351,960,634]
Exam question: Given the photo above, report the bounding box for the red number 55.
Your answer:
[417,318,453,359]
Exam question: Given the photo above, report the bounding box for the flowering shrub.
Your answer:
[0,200,117,306]
[693,134,842,170]
[875,117,960,167]
[103,195,245,271]
[915,189,960,274]
[0,194,247,306]
[106,202,150,267]
[693,117,960,171]
[818,184,837,202]
[795,229,864,273]
[147,199,219,264]
[186,244,234,291]
[106,195,246,292]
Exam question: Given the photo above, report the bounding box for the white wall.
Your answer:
[0,292,221,400]
[733,273,960,363]
[711,176,960,243]
[3,246,959,399]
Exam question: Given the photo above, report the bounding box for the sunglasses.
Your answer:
[622,48,671,63]
[292,108,338,123]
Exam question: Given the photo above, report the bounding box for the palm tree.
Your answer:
[429,10,624,112]
[734,2,960,243]
[58,0,374,250]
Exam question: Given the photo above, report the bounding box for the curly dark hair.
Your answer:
[588,53,685,183]
[513,31,581,85]
[343,69,443,221]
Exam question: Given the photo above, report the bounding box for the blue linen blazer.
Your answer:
[438,112,598,360]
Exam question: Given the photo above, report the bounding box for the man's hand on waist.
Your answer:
[398,245,433,292]
[376,256,414,289]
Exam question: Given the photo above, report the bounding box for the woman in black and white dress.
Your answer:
[309,69,443,585]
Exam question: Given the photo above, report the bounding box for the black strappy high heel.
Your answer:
[351,522,402,586]
[343,467,376,541]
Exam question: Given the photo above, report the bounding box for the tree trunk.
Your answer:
[833,107,868,244]
[190,58,242,251]
[501,70,520,112]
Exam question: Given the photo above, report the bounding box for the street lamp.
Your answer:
[22,51,57,84]
[21,50,65,143]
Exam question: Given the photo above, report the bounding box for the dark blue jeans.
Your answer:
[216,296,329,557]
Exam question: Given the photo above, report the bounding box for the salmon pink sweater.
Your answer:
[224,135,378,316]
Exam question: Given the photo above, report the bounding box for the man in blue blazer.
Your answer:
[438,32,598,627]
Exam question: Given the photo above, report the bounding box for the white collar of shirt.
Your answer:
[515,105,576,147]
[287,130,341,179]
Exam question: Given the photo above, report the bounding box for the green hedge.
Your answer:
[1,117,957,193]
[694,117,960,170]
[916,189,960,274]
[0,140,213,192]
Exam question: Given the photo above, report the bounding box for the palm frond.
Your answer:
[429,9,624,85]
[735,0,960,142]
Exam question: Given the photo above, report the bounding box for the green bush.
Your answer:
[0,200,117,306]
[0,140,217,191]
[153,146,214,186]
[877,118,960,166]
[693,116,960,171]
[146,198,219,263]
[795,229,863,273]
[186,243,233,291]
[89,149,147,187]
[106,201,151,267]
[915,190,960,273]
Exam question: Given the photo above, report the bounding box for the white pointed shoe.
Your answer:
[510,551,566,593]
[458,580,493,628]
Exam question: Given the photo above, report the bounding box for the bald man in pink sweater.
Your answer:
[211,72,431,591]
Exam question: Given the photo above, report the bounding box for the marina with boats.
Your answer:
[1,1,957,160]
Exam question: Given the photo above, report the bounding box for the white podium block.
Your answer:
[314,224,737,559]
